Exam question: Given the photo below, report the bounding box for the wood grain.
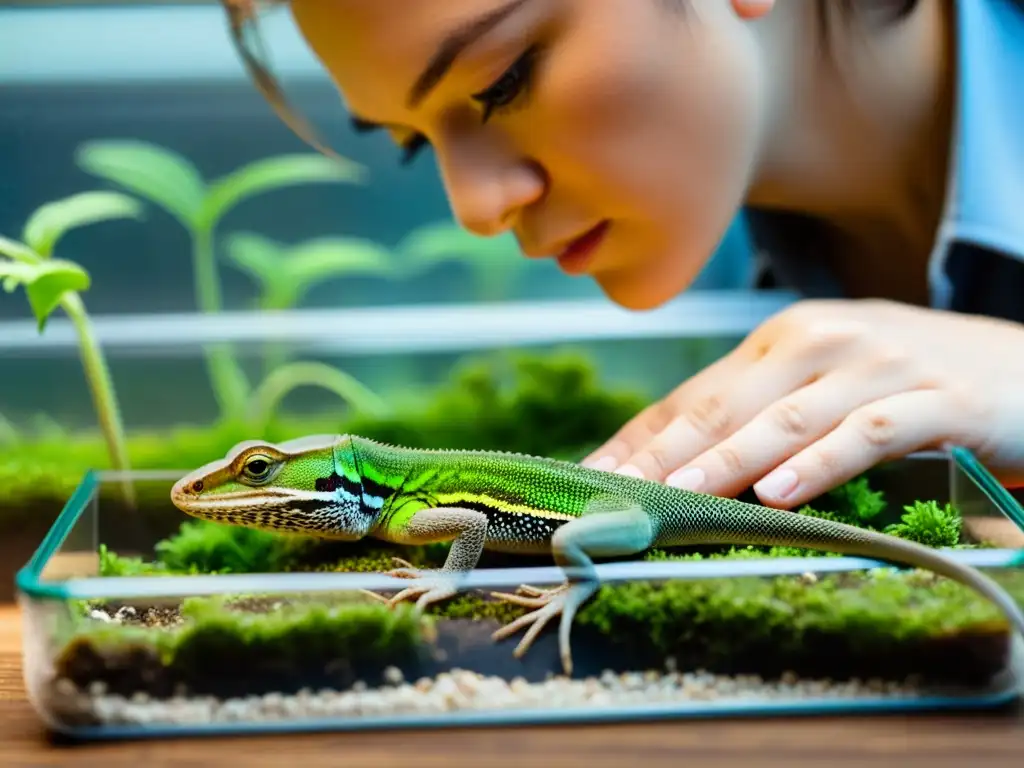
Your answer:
[0,604,1021,767]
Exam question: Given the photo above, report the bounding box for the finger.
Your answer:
[750,388,963,509]
[580,399,676,471]
[581,352,745,470]
[663,351,933,497]
[579,307,802,470]
[613,324,866,482]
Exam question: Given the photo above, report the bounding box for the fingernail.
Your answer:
[614,464,645,479]
[666,466,705,491]
[753,468,799,500]
[583,455,618,472]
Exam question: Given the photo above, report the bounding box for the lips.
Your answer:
[554,220,610,275]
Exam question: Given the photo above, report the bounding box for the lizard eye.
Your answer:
[242,456,273,483]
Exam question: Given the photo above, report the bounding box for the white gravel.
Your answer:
[46,664,924,728]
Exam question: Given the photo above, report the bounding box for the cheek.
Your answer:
[535,9,762,223]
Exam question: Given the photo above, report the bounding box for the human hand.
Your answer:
[582,299,1024,508]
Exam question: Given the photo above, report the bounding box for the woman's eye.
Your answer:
[471,45,538,123]
[393,44,539,167]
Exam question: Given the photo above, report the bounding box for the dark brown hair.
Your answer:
[219,0,924,156]
[221,0,339,157]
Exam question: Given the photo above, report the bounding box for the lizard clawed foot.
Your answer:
[384,578,459,610]
[490,580,598,676]
[383,556,422,579]
[490,581,570,608]
[360,557,429,604]
[364,560,462,611]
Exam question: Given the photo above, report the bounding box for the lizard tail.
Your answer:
[663,499,1024,640]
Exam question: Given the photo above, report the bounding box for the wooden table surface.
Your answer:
[1,605,1023,766]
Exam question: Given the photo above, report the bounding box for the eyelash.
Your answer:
[400,44,539,166]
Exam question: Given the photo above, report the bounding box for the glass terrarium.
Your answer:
[16,446,1024,740]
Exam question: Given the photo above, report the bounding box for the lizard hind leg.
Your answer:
[491,499,654,676]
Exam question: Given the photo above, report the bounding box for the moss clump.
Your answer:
[884,500,963,548]
[152,520,322,575]
[822,476,888,524]
[56,594,434,699]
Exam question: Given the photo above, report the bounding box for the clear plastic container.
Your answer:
[16,447,1024,740]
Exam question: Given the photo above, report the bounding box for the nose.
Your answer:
[170,475,203,503]
[438,147,547,237]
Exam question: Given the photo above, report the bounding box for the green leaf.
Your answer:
[22,191,144,258]
[280,238,394,308]
[223,232,286,291]
[286,237,394,286]
[0,259,90,331]
[76,139,207,227]
[0,235,40,264]
[225,233,393,310]
[200,153,366,230]
[397,221,524,301]
[397,221,521,267]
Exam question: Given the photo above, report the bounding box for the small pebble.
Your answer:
[114,605,137,622]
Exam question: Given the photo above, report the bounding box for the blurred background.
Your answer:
[0,0,799,428]
[0,1,800,582]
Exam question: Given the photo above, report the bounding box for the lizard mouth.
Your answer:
[169,484,298,515]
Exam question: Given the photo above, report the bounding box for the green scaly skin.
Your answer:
[170,433,1024,675]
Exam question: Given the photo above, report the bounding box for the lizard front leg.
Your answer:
[491,499,654,675]
[363,507,488,611]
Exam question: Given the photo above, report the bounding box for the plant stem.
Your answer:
[0,411,18,445]
[192,226,250,422]
[59,292,135,508]
[249,361,389,434]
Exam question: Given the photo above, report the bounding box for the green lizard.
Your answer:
[170,433,1024,675]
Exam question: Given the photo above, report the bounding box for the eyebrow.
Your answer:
[409,0,531,108]
[348,0,532,133]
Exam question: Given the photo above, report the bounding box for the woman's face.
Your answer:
[290,0,770,310]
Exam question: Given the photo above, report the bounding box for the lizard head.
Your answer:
[170,433,377,540]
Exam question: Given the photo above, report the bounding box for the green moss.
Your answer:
[822,476,888,524]
[57,593,434,697]
[153,520,322,574]
[884,500,963,548]
[98,544,165,577]
[569,558,1024,681]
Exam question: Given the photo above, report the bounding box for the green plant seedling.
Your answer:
[0,190,143,506]
[224,231,395,312]
[247,360,391,436]
[224,230,396,377]
[395,219,526,302]
[75,139,367,423]
[0,411,18,446]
